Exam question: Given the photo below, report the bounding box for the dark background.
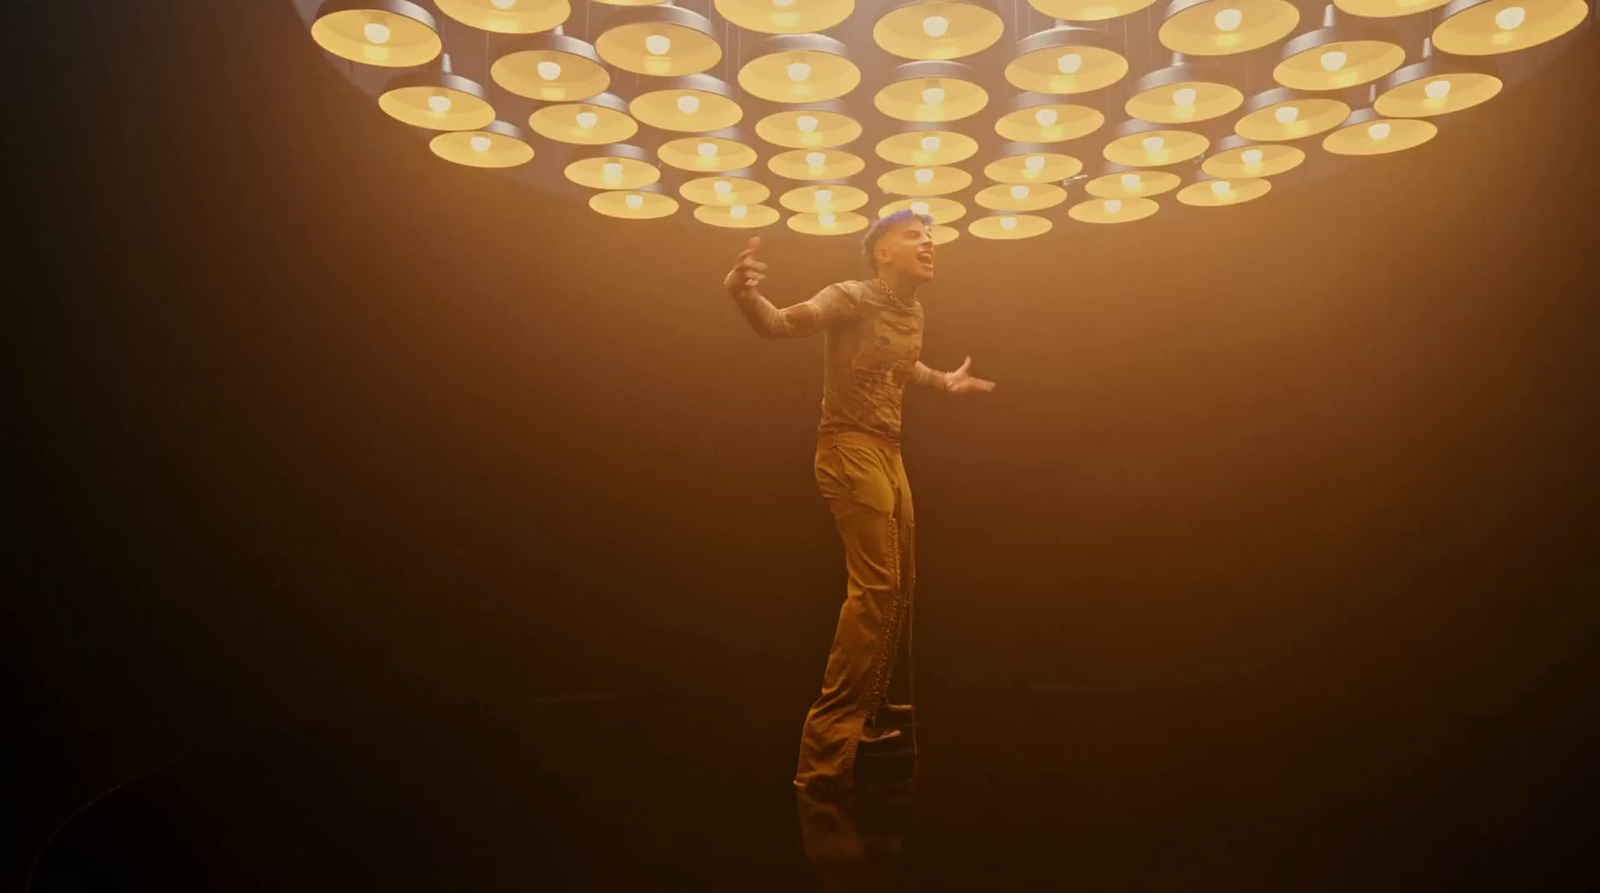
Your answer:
[9,2,1598,888]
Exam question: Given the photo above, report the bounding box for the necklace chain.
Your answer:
[872,277,913,309]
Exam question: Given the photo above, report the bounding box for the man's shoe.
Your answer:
[860,727,903,744]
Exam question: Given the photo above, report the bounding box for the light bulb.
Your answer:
[492,0,516,8]
[697,141,718,158]
[921,86,945,105]
[1034,107,1058,126]
[1425,79,1452,100]
[795,115,819,133]
[364,22,391,44]
[806,151,826,167]
[1321,50,1347,72]
[1142,136,1165,153]
[1214,8,1242,31]
[1172,87,1197,107]
[787,62,811,82]
[914,168,934,183]
[1368,122,1391,140]
[713,180,734,197]
[773,0,796,6]
[537,60,561,80]
[470,135,492,152]
[1241,148,1264,165]
[819,212,836,227]
[1057,53,1083,75]
[731,204,749,218]
[814,189,833,206]
[428,95,452,114]
[603,162,623,179]
[1010,185,1029,199]
[645,34,671,55]
[911,200,930,215]
[1496,5,1525,29]
[1211,180,1231,196]
[920,135,941,153]
[575,111,598,129]
[1274,105,1299,124]
[1120,173,1140,190]
[1104,199,1123,213]
[1024,155,1045,172]
[923,15,950,37]
[1000,216,1017,230]
[625,194,644,209]
[677,95,700,114]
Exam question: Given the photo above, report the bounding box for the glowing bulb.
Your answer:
[921,86,945,105]
[492,0,516,8]
[911,200,930,215]
[1214,8,1242,31]
[787,62,811,82]
[1321,50,1347,72]
[1120,173,1140,189]
[795,115,818,133]
[819,212,836,227]
[1425,79,1452,100]
[1241,148,1264,165]
[1057,53,1083,75]
[713,180,733,195]
[1142,136,1165,153]
[575,111,598,129]
[1010,185,1029,199]
[1104,199,1123,213]
[603,162,623,179]
[537,60,561,80]
[625,193,644,209]
[697,141,717,158]
[1274,105,1299,124]
[1000,216,1017,230]
[814,189,833,206]
[470,135,492,152]
[914,167,934,183]
[1034,108,1058,126]
[1211,180,1231,196]
[645,34,671,55]
[427,95,452,114]
[731,204,748,218]
[676,95,700,114]
[1496,5,1525,29]
[1368,122,1392,140]
[1173,88,1198,107]
[920,135,941,153]
[806,151,826,167]
[364,22,391,44]
[773,0,796,6]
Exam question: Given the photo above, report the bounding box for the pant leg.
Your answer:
[886,451,916,707]
[794,435,912,794]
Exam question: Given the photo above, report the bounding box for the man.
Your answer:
[722,210,996,796]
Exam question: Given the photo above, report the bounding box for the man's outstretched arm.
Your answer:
[911,356,996,394]
[723,236,856,339]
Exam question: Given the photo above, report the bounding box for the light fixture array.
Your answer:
[298,0,1591,240]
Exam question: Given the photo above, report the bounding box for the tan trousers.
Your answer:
[794,430,916,794]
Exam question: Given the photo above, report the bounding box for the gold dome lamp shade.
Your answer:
[877,196,968,225]
[874,61,990,123]
[875,126,980,167]
[768,148,868,180]
[974,182,1069,212]
[994,93,1106,144]
[1176,174,1272,206]
[1158,0,1301,56]
[1333,0,1453,17]
[927,225,960,245]
[1026,0,1161,21]
[681,173,772,207]
[529,91,639,145]
[429,119,535,168]
[1200,135,1306,178]
[738,34,861,104]
[780,184,871,214]
[695,202,783,229]
[1101,119,1210,167]
[983,145,1084,184]
[492,33,610,102]
[1271,8,1406,92]
[1083,165,1183,198]
[596,5,723,78]
[564,143,662,190]
[630,74,745,133]
[872,0,1007,61]
[1322,106,1437,156]
[1233,85,1351,141]
[1124,60,1243,125]
[1005,26,1130,95]
[1068,195,1161,223]
[788,211,872,236]
[755,104,864,150]
[877,165,975,196]
[311,0,442,68]
[591,183,680,220]
[1373,47,1502,119]
[434,0,570,34]
[1432,0,1590,56]
[715,0,855,35]
[379,59,496,131]
[658,131,762,174]
[969,212,1053,240]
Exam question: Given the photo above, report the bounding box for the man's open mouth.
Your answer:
[917,252,934,265]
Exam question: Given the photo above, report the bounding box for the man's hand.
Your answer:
[723,236,767,299]
[946,356,995,394]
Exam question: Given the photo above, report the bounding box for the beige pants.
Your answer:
[793,430,916,794]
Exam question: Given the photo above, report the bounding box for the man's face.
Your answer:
[876,219,936,282]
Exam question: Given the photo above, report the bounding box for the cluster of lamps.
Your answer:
[302,0,1591,241]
